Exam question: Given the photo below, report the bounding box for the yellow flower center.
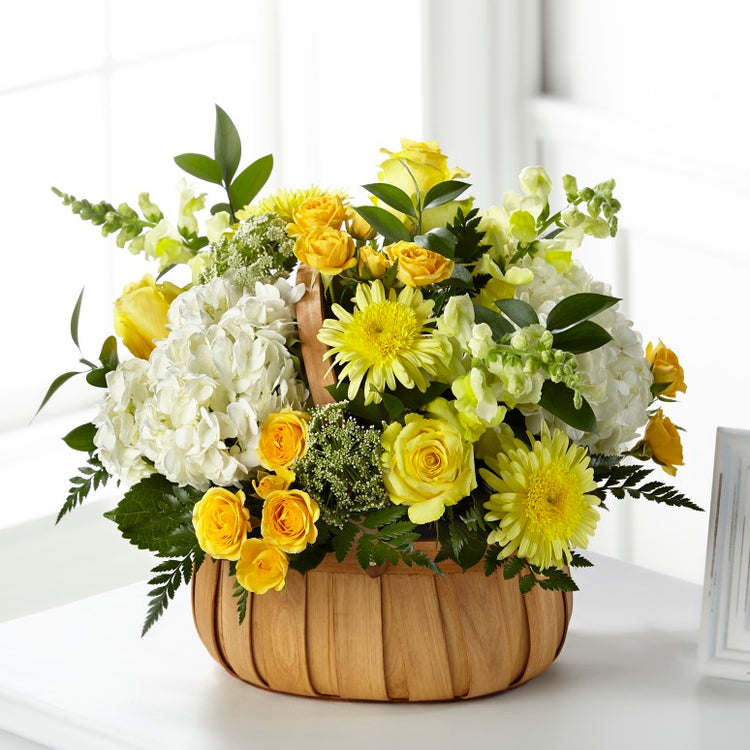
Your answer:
[343,300,421,363]
[523,461,584,539]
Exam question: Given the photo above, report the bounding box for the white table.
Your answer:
[0,553,747,750]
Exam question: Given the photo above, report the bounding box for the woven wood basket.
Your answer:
[190,264,573,701]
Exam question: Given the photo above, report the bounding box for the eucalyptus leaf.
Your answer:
[546,293,620,333]
[423,180,471,209]
[229,154,273,211]
[173,153,223,185]
[70,288,84,353]
[354,205,411,243]
[213,105,242,184]
[553,320,613,354]
[63,422,97,452]
[539,381,597,434]
[414,227,456,259]
[34,371,82,419]
[362,183,417,218]
[495,298,539,328]
[473,303,514,340]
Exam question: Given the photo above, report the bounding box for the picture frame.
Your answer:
[698,427,750,681]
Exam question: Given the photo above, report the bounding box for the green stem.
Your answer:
[399,159,422,235]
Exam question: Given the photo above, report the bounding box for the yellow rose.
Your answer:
[113,274,183,359]
[236,538,289,594]
[358,244,390,279]
[380,398,477,523]
[293,226,356,276]
[384,241,454,287]
[645,340,687,398]
[252,472,291,500]
[261,489,320,554]
[287,195,348,236]
[346,210,376,241]
[192,487,251,561]
[257,410,310,476]
[644,409,684,476]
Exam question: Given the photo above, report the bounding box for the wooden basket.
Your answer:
[190,265,573,701]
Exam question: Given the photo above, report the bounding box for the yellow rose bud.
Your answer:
[257,410,310,475]
[252,472,291,499]
[645,340,687,398]
[346,210,376,241]
[287,195,348,236]
[357,244,390,279]
[113,274,183,359]
[644,408,684,476]
[293,226,356,276]
[384,240,454,287]
[261,489,320,554]
[381,398,477,524]
[192,487,251,561]
[236,538,289,594]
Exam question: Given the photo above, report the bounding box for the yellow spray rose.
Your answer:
[252,472,291,500]
[192,487,251,561]
[113,274,183,359]
[381,398,477,523]
[384,241,454,287]
[287,195,348,236]
[644,409,684,476]
[358,244,390,279]
[257,410,310,477]
[236,538,289,594]
[261,489,320,554]
[646,340,687,398]
[293,226,356,276]
[346,210,376,241]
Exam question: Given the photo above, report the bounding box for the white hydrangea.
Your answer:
[517,255,652,454]
[93,358,154,485]
[94,277,308,489]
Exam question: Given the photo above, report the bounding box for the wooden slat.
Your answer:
[332,574,389,700]
[191,557,223,666]
[381,576,454,701]
[434,576,471,698]
[295,263,335,406]
[517,584,566,685]
[251,570,317,696]
[305,571,339,696]
[216,565,266,687]
[556,590,574,659]
[497,573,530,687]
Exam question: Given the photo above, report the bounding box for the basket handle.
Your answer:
[295,264,336,407]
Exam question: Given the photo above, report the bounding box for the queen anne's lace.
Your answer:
[518,255,652,454]
[94,277,308,489]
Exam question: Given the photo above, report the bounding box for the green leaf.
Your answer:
[381,392,404,421]
[142,550,202,636]
[86,368,108,388]
[98,335,119,371]
[502,556,525,580]
[104,474,202,557]
[473,303,514,340]
[422,180,471,209]
[233,580,249,625]
[214,105,242,184]
[173,153,223,185]
[288,542,328,574]
[553,320,613,354]
[519,573,537,594]
[539,381,597,433]
[70,288,84,353]
[361,505,407,529]
[414,227,456,259]
[332,523,358,562]
[537,567,578,592]
[354,205,411,243]
[34,371,82,419]
[211,202,233,216]
[229,154,273,210]
[56,455,110,524]
[362,183,417,218]
[569,551,593,568]
[356,534,374,569]
[495,298,539,328]
[62,422,97,452]
[546,293,620,333]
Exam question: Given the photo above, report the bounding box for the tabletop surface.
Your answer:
[0,552,748,750]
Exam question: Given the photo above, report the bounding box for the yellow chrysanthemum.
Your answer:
[317,280,448,405]
[237,185,349,224]
[480,426,600,569]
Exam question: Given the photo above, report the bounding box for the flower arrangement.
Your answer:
[43,107,700,635]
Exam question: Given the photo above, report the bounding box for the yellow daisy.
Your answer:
[480,426,600,569]
[317,280,448,405]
